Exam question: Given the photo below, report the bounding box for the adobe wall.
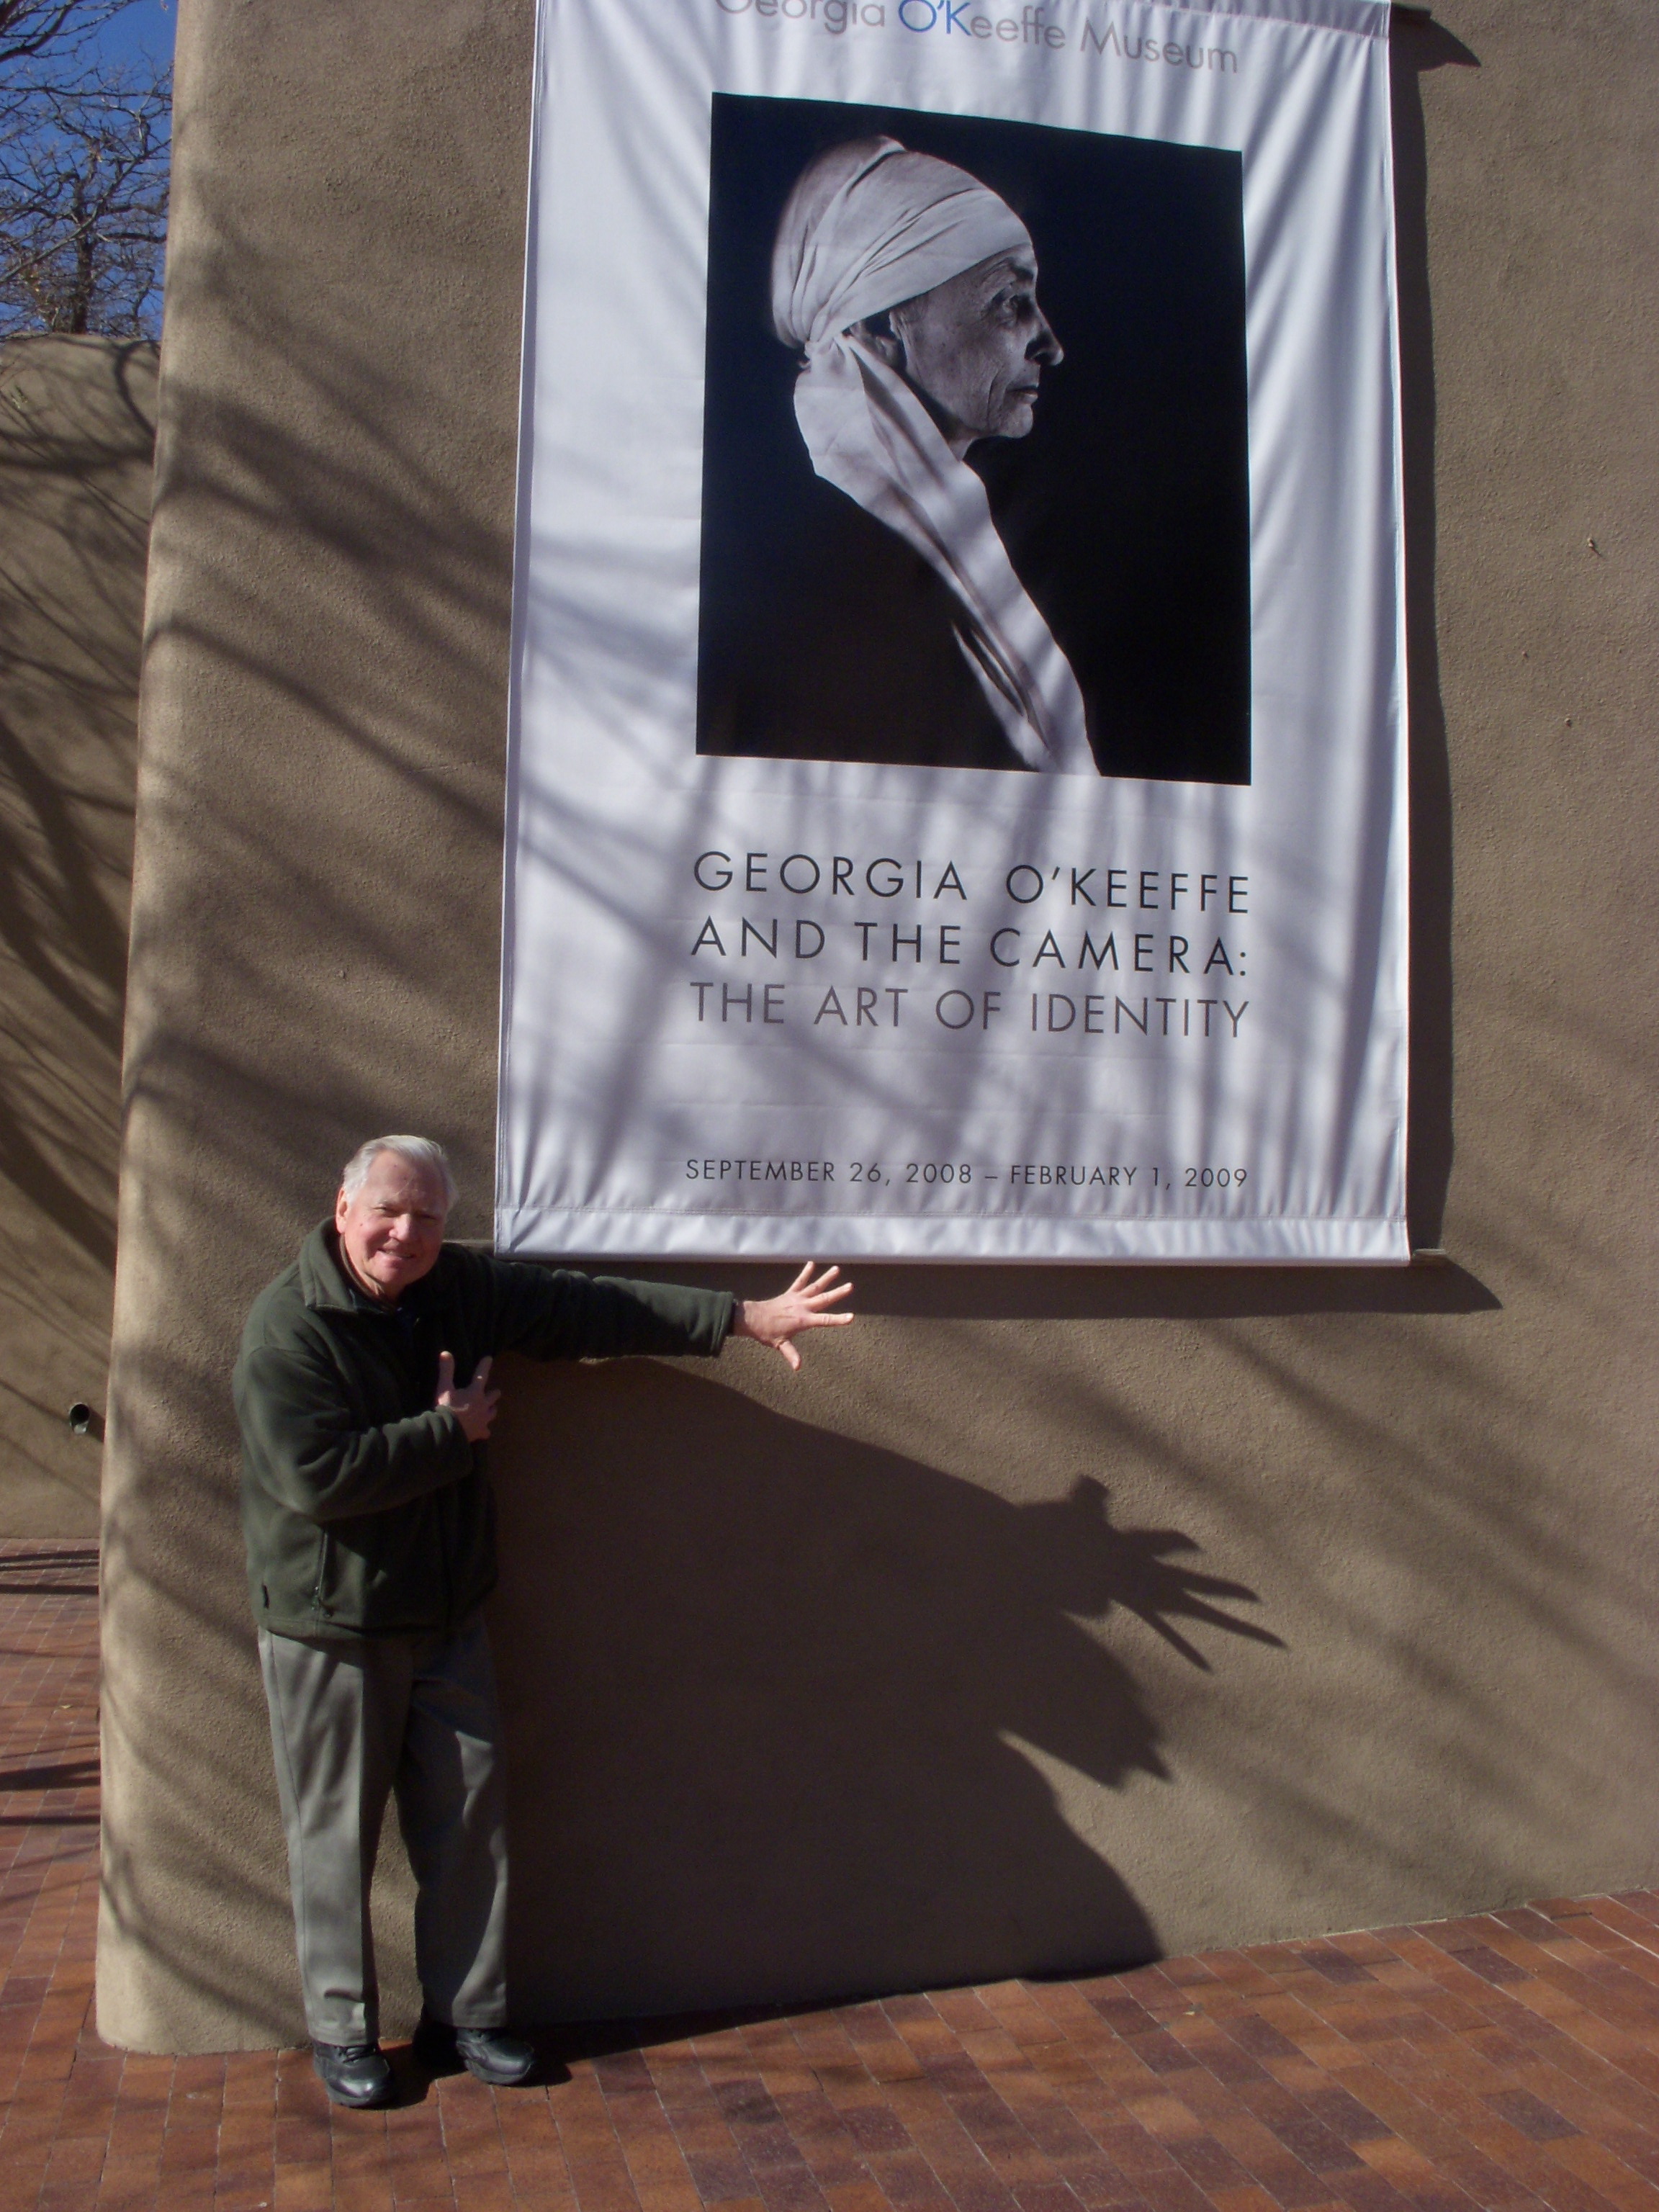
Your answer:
[0,336,156,1538]
[97,1,1659,2049]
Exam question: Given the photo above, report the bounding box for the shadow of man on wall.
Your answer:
[487,1361,1282,2024]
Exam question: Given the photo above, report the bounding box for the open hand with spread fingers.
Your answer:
[730,1263,855,1371]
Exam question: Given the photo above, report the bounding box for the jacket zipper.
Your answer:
[438,1484,453,1633]
[415,1310,453,1634]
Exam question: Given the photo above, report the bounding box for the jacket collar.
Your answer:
[297,1220,446,1316]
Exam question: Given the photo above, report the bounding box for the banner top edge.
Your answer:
[1121,0,1392,35]
[539,0,1397,41]
[541,0,1398,41]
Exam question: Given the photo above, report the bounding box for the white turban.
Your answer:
[770,138,1094,775]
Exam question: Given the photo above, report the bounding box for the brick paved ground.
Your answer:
[6,1542,1659,2212]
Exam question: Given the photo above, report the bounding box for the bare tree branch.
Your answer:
[0,0,129,73]
[0,0,168,337]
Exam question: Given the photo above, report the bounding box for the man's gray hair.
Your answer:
[339,1136,458,1208]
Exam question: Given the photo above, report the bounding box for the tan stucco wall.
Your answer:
[0,336,155,1537]
[98,1,1659,2051]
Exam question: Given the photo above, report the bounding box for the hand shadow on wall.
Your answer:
[487,1360,1282,2024]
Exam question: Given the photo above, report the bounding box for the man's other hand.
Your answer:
[437,1351,501,1442]
[732,1264,855,1372]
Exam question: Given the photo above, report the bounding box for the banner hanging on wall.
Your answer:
[497,0,1408,1264]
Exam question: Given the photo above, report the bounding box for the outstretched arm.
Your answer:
[729,1264,854,1372]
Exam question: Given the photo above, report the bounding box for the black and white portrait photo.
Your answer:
[696,96,1252,783]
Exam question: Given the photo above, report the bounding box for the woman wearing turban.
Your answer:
[701,134,1094,775]
[765,134,1094,775]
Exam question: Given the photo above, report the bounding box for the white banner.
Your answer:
[498,0,1407,1264]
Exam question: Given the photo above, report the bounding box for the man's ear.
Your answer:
[848,313,904,372]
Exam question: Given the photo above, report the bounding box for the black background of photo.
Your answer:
[698,93,1251,784]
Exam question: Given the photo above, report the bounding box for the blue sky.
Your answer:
[89,0,176,72]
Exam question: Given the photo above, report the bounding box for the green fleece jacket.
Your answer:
[235,1223,734,1638]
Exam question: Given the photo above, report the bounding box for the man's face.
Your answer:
[890,251,1062,452]
[334,1151,449,1303]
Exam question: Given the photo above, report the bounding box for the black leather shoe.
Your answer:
[454,2024,536,2086]
[311,2039,395,2107]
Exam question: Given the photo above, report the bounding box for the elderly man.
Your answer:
[701,135,1095,775]
[235,1135,851,2107]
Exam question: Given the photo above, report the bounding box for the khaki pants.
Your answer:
[258,1614,509,2044]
